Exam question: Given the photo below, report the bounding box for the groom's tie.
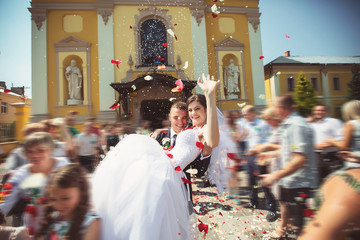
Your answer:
[171,134,177,147]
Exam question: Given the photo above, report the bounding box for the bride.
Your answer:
[92,74,235,239]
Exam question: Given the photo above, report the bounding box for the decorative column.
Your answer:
[247,13,266,108]
[11,103,31,141]
[97,7,118,122]
[321,70,330,107]
[28,8,49,122]
[270,72,280,101]
[190,6,209,94]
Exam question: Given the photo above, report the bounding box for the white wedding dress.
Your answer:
[92,128,203,240]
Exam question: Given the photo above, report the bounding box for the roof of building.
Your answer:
[266,56,360,65]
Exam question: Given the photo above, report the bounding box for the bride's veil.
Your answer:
[206,107,238,194]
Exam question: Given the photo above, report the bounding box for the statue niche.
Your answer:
[224,58,240,99]
[65,59,83,105]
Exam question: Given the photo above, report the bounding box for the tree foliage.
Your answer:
[294,72,318,117]
[347,68,360,101]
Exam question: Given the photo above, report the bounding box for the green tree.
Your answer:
[294,72,318,117]
[347,68,360,100]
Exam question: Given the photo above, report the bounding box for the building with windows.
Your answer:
[29,0,266,127]
[0,86,32,143]
[264,52,360,118]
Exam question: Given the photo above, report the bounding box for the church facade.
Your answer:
[29,0,266,126]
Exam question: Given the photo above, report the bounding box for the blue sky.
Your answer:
[0,0,360,97]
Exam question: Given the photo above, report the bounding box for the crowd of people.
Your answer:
[0,80,359,239]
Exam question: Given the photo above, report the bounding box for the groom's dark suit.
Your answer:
[155,128,211,204]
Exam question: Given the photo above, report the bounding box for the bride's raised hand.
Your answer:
[197,74,219,96]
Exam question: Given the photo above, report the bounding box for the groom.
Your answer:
[155,101,211,204]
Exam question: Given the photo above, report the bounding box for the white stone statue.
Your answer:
[224,59,240,98]
[65,60,82,103]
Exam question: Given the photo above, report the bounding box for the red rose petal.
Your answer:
[162,43,168,47]
[212,13,218,18]
[167,153,173,159]
[299,193,308,198]
[130,25,133,29]
[181,177,193,184]
[111,59,122,69]
[175,166,182,171]
[109,102,120,109]
[259,56,264,60]
[196,142,204,149]
[303,208,315,218]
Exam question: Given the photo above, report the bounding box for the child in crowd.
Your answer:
[35,164,100,240]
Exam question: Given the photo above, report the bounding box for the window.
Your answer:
[333,76,340,91]
[0,122,15,142]
[1,102,8,114]
[310,77,318,91]
[287,76,295,92]
[140,19,167,66]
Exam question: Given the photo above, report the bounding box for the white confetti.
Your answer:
[183,61,189,69]
[167,29,175,37]
[211,4,220,14]
[258,94,265,100]
[169,98,176,101]
[144,75,153,81]
[186,169,198,175]
[237,102,246,108]
[131,85,136,90]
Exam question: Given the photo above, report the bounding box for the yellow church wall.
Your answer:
[46,10,99,118]
[205,0,258,8]
[264,78,272,104]
[205,12,254,110]
[33,0,96,2]
[113,6,195,83]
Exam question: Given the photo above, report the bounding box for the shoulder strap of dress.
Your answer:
[334,170,360,194]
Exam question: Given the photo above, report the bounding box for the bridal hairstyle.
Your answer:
[186,94,207,109]
[35,164,90,240]
[342,100,360,121]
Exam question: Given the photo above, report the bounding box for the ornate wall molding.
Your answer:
[214,37,244,51]
[97,8,113,25]
[189,5,206,26]
[247,13,261,32]
[28,8,47,31]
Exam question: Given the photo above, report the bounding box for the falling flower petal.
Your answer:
[237,102,246,108]
[156,56,165,61]
[211,0,217,2]
[158,64,166,71]
[167,29,175,37]
[259,56,264,60]
[186,169,198,175]
[174,23,177,26]
[162,43,168,47]
[174,79,184,91]
[196,142,204,149]
[212,13,218,18]
[175,166,182,171]
[227,153,239,160]
[109,101,120,109]
[131,85,136,90]
[167,153,173,159]
[144,75,153,81]
[285,34,290,39]
[169,98,176,102]
[181,177,193,184]
[276,71,281,75]
[211,4,220,14]
[258,94,265,100]
[111,59,122,69]
[130,25,133,29]
[183,61,189,69]
[219,212,223,216]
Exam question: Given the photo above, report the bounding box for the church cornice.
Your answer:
[214,37,244,51]
[54,36,91,52]
[189,5,206,26]
[28,7,47,31]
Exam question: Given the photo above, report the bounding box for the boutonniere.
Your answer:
[162,137,170,148]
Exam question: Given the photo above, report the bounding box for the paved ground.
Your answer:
[191,172,293,240]
[1,163,299,239]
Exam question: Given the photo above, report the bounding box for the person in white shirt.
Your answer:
[76,122,99,173]
[311,104,343,183]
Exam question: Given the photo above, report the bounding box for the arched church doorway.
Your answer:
[140,99,172,129]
